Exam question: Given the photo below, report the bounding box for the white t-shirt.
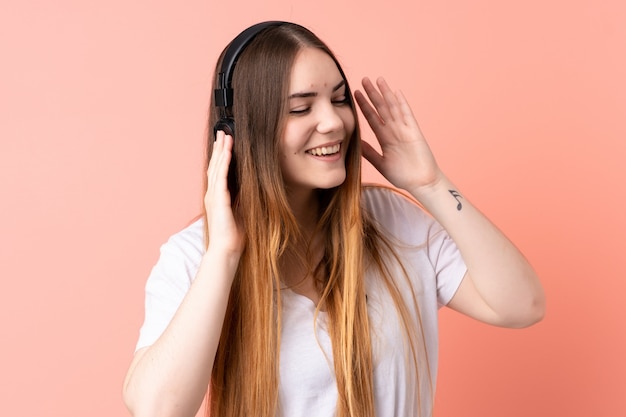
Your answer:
[135,186,466,417]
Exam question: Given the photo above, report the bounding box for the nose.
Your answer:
[315,102,346,134]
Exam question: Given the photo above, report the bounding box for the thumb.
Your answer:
[361,139,384,171]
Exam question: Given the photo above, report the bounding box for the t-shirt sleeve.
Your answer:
[426,224,467,307]
[362,186,467,308]
[135,220,205,352]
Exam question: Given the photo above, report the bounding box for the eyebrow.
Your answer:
[288,79,346,99]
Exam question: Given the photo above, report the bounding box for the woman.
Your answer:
[123,21,545,417]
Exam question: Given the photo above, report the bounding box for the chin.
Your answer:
[317,175,347,190]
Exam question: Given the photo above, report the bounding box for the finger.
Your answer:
[354,90,392,142]
[376,77,404,124]
[210,131,234,202]
[394,89,420,129]
[217,134,233,193]
[210,130,225,170]
[361,77,394,123]
[208,130,225,187]
[354,90,383,128]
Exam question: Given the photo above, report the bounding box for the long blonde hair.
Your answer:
[204,23,429,417]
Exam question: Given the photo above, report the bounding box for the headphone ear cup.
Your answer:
[213,118,235,140]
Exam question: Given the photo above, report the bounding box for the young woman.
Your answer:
[123,21,545,417]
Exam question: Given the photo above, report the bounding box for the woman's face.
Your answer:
[279,48,356,194]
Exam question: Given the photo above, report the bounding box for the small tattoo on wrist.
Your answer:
[449,190,463,211]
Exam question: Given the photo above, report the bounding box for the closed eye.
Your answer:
[290,97,349,115]
[289,107,311,115]
[288,79,348,115]
[332,96,349,106]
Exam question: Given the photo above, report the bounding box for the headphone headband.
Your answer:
[213,21,286,109]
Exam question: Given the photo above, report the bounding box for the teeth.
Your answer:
[308,144,340,156]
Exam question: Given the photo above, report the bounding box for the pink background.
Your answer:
[1,0,624,416]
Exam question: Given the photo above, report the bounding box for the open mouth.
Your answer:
[306,143,341,157]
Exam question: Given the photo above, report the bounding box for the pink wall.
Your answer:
[1,0,624,416]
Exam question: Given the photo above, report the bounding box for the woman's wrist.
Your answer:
[407,174,457,210]
[201,243,242,273]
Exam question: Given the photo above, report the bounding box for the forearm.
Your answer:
[409,176,545,327]
[123,247,240,417]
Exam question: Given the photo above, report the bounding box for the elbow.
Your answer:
[507,291,546,329]
[527,294,547,326]
[123,387,167,417]
[512,306,545,329]
[122,376,142,417]
[525,283,547,326]
[507,271,547,328]
[123,396,167,417]
[123,377,201,417]
[122,374,159,417]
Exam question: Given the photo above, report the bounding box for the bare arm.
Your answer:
[123,132,243,417]
[409,179,545,327]
[355,77,545,328]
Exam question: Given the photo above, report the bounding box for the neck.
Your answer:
[286,188,320,234]
[281,189,325,304]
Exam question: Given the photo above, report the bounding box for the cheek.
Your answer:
[342,108,356,135]
[280,120,309,154]
[279,125,294,156]
[278,132,298,173]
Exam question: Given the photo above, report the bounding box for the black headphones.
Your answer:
[213,21,287,139]
[213,21,294,197]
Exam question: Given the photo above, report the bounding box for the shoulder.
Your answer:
[362,185,439,242]
[164,216,205,252]
[162,216,204,252]
[134,217,205,351]
[142,218,205,315]
[154,217,205,277]
[362,184,422,213]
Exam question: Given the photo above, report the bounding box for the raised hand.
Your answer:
[354,77,444,197]
[205,131,245,255]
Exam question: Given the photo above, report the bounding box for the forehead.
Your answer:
[289,48,343,91]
